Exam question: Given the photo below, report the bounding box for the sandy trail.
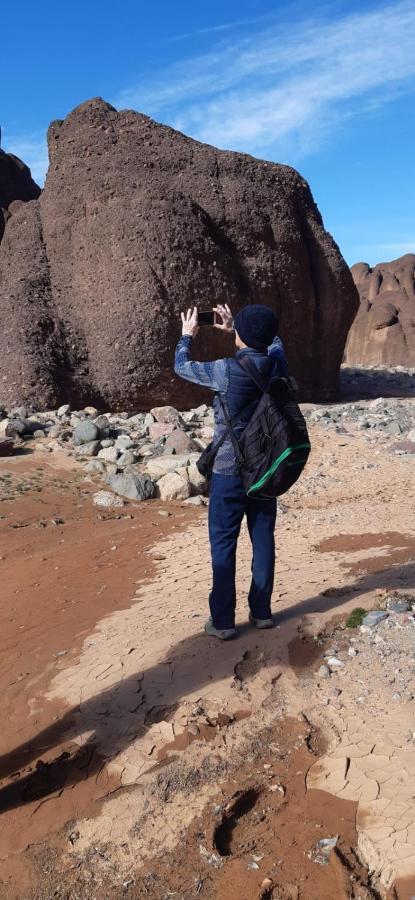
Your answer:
[0,421,414,899]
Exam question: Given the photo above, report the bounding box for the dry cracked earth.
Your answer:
[0,396,414,900]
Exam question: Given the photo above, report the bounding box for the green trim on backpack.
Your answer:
[247,442,311,495]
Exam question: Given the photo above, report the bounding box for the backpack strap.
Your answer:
[217,395,246,469]
[236,354,271,393]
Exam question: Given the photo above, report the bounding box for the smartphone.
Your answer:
[198,310,215,326]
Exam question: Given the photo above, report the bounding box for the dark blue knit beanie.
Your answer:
[234,305,279,351]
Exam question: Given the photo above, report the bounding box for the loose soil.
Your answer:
[0,415,414,899]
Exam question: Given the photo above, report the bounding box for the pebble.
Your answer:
[93,491,125,508]
[318,665,330,679]
[362,610,389,627]
[326,657,344,669]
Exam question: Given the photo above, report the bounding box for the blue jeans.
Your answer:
[208,473,277,629]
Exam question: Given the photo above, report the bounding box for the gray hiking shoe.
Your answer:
[249,613,274,629]
[204,618,237,640]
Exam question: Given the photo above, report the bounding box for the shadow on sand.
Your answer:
[0,555,414,814]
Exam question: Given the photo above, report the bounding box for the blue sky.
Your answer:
[2,0,414,266]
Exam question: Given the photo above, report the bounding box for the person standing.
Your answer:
[174,304,288,640]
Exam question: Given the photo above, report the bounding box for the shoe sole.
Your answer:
[249,616,274,629]
[204,624,237,640]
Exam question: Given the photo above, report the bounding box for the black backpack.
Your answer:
[197,356,311,498]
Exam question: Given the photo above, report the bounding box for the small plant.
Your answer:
[345,607,366,628]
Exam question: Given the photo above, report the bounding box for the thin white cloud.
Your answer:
[2,133,48,186]
[114,0,415,158]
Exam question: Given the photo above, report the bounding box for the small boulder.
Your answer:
[6,417,41,437]
[57,404,70,417]
[73,420,100,445]
[98,446,119,463]
[149,422,175,441]
[106,471,155,500]
[187,463,207,494]
[117,449,137,468]
[150,406,181,424]
[84,406,98,417]
[163,428,197,454]
[0,438,14,457]
[156,472,191,501]
[94,414,111,436]
[84,459,106,474]
[146,452,199,479]
[183,495,205,506]
[93,490,125,508]
[115,435,134,450]
[74,440,100,457]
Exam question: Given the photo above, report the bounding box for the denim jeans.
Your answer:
[208,473,277,629]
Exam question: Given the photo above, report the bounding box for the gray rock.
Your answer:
[84,405,98,417]
[98,446,119,463]
[73,420,100,445]
[48,424,63,438]
[150,405,181,424]
[362,610,389,627]
[385,420,402,436]
[115,435,134,450]
[183,495,205,506]
[163,428,197,454]
[117,449,137,468]
[100,438,115,448]
[93,490,125,508]
[57,403,70,417]
[106,472,155,501]
[144,413,155,429]
[6,417,41,437]
[74,440,101,457]
[84,459,106,474]
[387,599,410,613]
[318,665,330,679]
[94,414,111,436]
[10,406,28,419]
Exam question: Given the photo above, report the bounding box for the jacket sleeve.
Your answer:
[174,335,229,391]
[267,336,289,377]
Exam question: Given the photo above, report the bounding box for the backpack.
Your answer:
[197,356,311,498]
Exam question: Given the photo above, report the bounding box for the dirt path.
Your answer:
[0,420,414,899]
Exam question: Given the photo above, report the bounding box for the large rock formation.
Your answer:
[345,255,415,368]
[0,148,41,242]
[0,98,358,411]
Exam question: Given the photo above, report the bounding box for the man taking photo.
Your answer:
[174,304,288,641]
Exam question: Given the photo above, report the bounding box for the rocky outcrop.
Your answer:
[345,255,415,368]
[0,97,358,410]
[0,149,41,242]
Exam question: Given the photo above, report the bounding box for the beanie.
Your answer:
[234,305,279,351]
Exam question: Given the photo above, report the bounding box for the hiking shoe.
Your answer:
[249,614,274,629]
[204,618,237,640]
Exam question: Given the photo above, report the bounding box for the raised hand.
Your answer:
[213,303,234,332]
[181,306,199,337]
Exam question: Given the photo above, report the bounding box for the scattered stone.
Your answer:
[146,453,199,479]
[74,440,100,458]
[362,610,389,627]
[57,404,70,417]
[93,491,125,508]
[100,438,115,448]
[387,598,410,613]
[117,450,137,468]
[150,406,181,425]
[326,657,344,669]
[148,422,175,441]
[156,472,191,502]
[115,435,134,450]
[318,665,330,679]
[163,428,196,454]
[0,438,14,457]
[84,406,98,417]
[98,446,119,463]
[84,459,106,474]
[94,414,111,436]
[73,420,100,446]
[106,472,155,501]
[144,413,155,429]
[183,495,205,506]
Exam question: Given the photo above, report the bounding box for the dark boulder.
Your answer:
[0,98,358,410]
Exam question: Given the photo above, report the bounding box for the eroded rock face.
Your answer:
[0,97,358,410]
[345,255,415,367]
[0,149,41,242]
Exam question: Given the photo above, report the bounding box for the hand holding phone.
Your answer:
[198,310,216,326]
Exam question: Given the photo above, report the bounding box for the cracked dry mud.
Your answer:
[0,408,414,900]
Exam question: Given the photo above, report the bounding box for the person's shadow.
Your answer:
[0,557,413,814]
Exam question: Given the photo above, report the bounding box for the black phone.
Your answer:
[198,309,215,326]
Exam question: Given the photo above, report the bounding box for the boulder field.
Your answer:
[0,98,358,411]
